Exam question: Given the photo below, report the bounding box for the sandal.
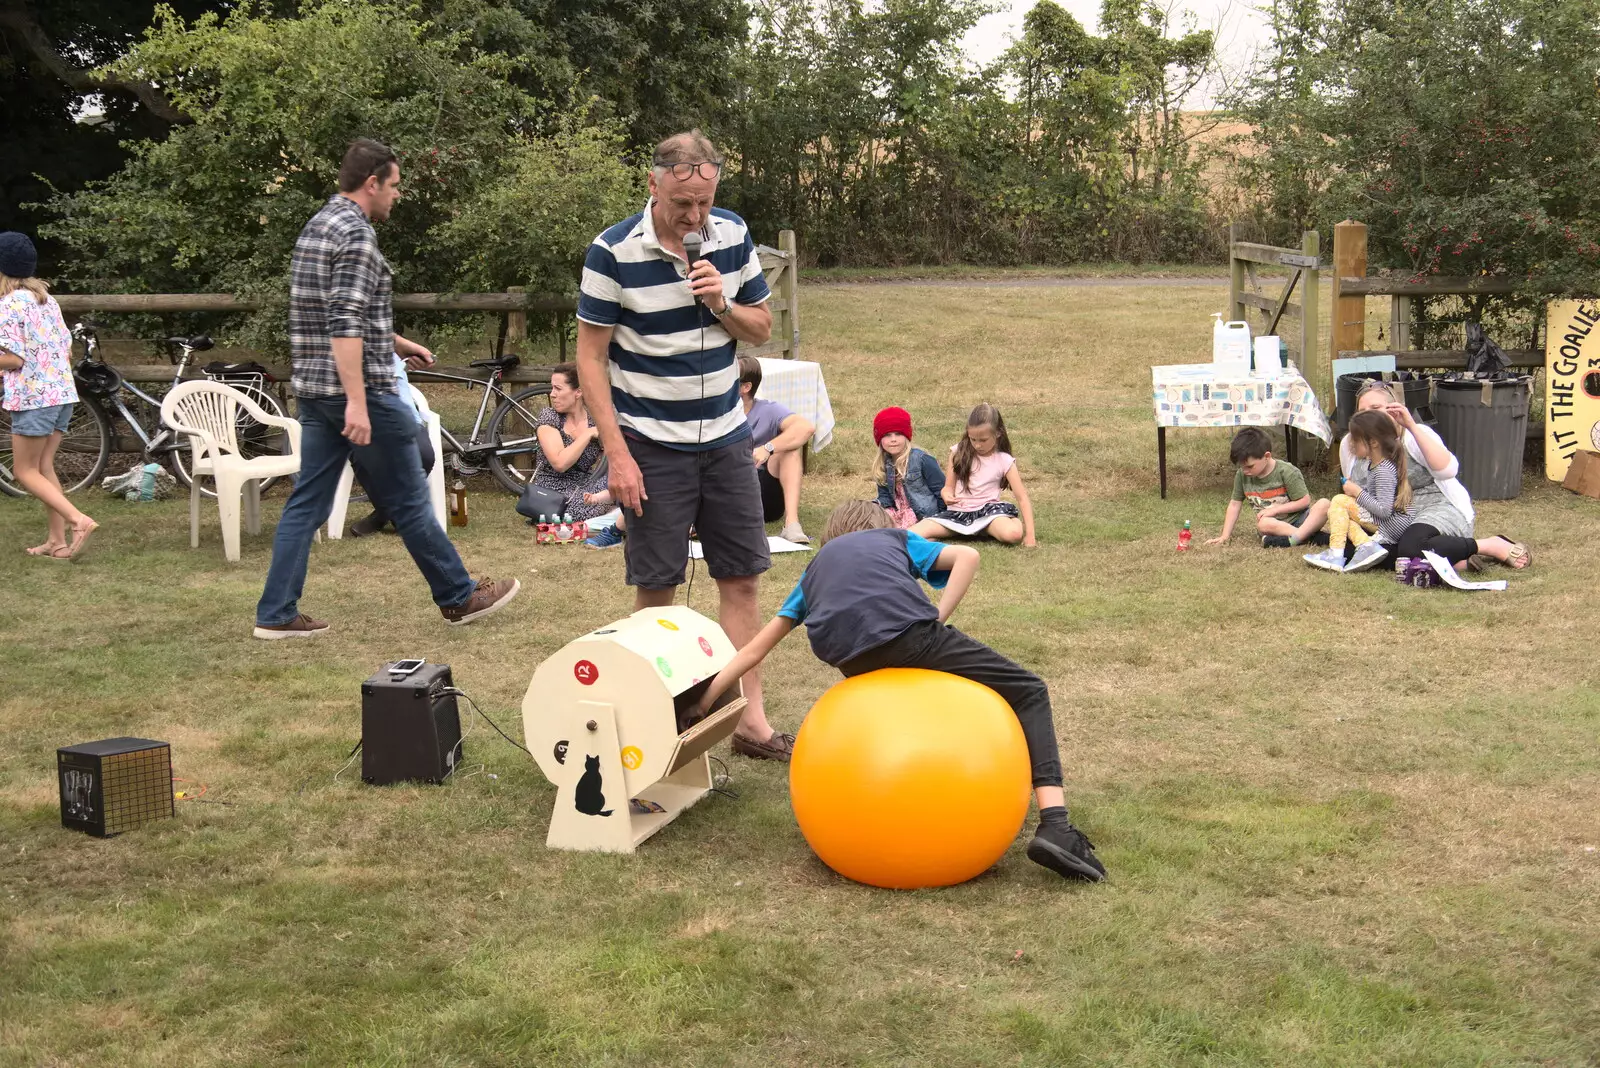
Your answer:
[67,519,98,560]
[29,545,73,562]
[1492,534,1531,570]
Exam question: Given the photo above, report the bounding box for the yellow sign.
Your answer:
[620,746,643,770]
[1546,299,1600,480]
[656,619,679,631]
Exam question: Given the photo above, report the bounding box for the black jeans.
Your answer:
[362,421,434,526]
[838,620,1063,788]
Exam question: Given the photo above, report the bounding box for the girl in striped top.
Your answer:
[1305,410,1413,573]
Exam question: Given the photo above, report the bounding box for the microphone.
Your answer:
[681,232,703,305]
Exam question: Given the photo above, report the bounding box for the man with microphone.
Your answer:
[575,130,793,761]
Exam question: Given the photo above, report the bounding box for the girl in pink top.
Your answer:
[910,403,1037,546]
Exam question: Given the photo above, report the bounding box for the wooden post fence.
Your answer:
[54,229,802,383]
[1330,223,1546,372]
[1330,220,1368,384]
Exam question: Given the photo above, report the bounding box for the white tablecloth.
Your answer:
[756,358,835,451]
[1151,363,1332,443]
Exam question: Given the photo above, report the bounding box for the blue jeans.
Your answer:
[256,392,475,626]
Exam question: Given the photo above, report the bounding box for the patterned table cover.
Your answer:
[1151,363,1332,443]
[756,357,836,451]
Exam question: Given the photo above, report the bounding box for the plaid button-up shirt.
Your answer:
[288,195,397,399]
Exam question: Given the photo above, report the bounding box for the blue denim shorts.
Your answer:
[9,403,74,437]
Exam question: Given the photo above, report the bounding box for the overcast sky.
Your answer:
[961,0,1270,106]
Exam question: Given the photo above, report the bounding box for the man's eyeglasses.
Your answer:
[654,160,723,181]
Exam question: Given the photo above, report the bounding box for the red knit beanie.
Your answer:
[873,406,914,444]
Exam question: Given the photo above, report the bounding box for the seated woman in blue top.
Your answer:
[693,499,1106,883]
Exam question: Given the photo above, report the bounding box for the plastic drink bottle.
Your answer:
[449,481,469,527]
[536,514,549,544]
[557,513,574,543]
[1177,520,1192,551]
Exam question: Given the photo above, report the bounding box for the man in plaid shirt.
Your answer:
[254,139,519,638]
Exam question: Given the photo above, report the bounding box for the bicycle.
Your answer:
[408,353,553,494]
[0,321,290,498]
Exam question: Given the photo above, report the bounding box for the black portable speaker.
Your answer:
[360,662,461,785]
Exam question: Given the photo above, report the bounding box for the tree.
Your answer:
[1224,0,1327,243]
[1235,0,1600,293]
[423,0,752,147]
[39,2,640,351]
[0,0,226,270]
[1000,0,1220,261]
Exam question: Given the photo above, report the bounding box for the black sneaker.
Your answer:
[1261,534,1292,548]
[1026,821,1106,882]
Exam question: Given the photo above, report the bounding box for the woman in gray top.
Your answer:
[1340,404,1530,574]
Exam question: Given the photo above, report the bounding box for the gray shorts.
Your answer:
[623,432,772,589]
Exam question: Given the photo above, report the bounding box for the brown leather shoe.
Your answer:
[731,730,795,762]
[253,613,330,640]
[441,577,520,626]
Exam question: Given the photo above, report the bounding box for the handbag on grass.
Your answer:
[516,483,569,522]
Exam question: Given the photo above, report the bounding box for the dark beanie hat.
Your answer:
[0,233,38,279]
[873,406,914,444]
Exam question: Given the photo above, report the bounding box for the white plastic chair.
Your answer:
[326,385,447,539]
[160,380,303,562]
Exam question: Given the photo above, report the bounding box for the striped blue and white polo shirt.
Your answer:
[577,202,771,450]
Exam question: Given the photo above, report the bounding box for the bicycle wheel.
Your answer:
[0,399,113,498]
[168,385,292,498]
[486,385,550,494]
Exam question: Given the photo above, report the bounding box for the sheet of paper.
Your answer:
[689,536,811,560]
[1422,550,1507,591]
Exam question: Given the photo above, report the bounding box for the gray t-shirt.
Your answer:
[744,397,793,448]
[778,528,949,666]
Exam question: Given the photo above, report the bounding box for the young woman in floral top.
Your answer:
[0,232,98,559]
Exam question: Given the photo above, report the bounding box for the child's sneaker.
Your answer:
[1343,541,1390,572]
[1261,534,1292,548]
[584,525,624,550]
[1025,821,1106,882]
[1304,548,1346,571]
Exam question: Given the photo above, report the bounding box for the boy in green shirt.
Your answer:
[1205,427,1317,548]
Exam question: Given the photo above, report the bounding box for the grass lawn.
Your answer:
[3,281,1598,1067]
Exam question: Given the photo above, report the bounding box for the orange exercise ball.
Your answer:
[789,667,1032,889]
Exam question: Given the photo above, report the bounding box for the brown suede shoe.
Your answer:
[731,730,795,762]
[253,614,330,640]
[441,577,520,626]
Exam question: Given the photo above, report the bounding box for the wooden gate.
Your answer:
[1228,226,1325,401]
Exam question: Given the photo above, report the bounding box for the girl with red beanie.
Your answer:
[872,406,945,528]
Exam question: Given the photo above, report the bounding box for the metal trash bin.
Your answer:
[1431,376,1532,500]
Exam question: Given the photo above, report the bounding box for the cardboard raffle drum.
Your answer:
[522,606,746,853]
